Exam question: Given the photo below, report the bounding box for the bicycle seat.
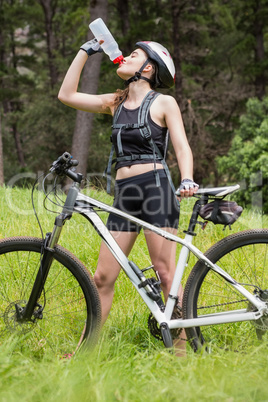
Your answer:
[196,184,240,197]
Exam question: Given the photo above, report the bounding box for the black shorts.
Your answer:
[106,170,180,232]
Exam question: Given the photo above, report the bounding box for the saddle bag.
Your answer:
[199,200,243,228]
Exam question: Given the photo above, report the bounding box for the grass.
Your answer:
[0,185,267,401]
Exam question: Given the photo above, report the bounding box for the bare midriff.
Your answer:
[115,162,164,180]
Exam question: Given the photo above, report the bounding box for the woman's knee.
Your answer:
[154,261,173,287]
[94,261,120,290]
[94,270,112,290]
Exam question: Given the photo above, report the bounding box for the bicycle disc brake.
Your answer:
[4,300,43,335]
[247,289,268,340]
[249,309,268,340]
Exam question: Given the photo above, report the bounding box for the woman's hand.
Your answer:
[176,179,199,199]
[80,38,104,56]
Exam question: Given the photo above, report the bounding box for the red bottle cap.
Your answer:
[113,55,124,65]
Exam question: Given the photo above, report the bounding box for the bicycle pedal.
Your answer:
[141,265,154,272]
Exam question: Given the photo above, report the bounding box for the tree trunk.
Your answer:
[39,0,58,88]
[71,0,108,179]
[253,1,266,99]
[0,112,4,186]
[171,0,187,110]
[12,123,25,168]
[117,0,131,54]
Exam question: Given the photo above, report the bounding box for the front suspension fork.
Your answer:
[20,224,64,321]
[20,183,80,321]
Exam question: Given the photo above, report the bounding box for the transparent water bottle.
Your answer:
[89,18,123,64]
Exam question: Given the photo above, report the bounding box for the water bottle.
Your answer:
[89,18,123,64]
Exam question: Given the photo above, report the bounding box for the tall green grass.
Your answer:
[0,185,267,401]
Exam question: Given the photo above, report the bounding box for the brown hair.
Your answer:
[113,87,129,110]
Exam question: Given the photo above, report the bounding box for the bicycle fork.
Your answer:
[18,184,80,323]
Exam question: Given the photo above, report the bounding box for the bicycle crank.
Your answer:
[160,323,173,348]
[148,304,183,344]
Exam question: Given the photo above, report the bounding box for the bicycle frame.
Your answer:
[50,184,266,332]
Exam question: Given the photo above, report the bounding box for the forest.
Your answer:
[0,0,267,212]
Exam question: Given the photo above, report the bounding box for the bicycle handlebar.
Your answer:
[50,152,83,183]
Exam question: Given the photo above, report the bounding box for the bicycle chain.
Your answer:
[197,298,247,310]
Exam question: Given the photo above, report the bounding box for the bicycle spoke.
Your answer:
[0,238,101,357]
[184,230,268,352]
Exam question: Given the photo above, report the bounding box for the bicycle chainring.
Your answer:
[148,305,183,341]
[170,304,183,339]
[148,313,162,341]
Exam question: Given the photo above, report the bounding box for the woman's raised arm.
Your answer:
[58,42,114,115]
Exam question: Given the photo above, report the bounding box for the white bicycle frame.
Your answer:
[59,187,267,333]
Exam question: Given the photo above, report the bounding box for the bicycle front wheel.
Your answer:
[183,229,268,352]
[0,237,101,357]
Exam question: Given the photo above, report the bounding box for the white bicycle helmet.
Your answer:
[126,41,176,88]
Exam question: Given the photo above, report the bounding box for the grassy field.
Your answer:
[0,185,267,402]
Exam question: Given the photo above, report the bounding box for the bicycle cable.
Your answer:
[31,172,46,241]
[42,174,68,213]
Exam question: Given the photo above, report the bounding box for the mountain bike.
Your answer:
[0,152,267,357]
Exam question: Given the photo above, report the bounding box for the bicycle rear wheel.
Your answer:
[0,237,101,357]
[183,229,268,352]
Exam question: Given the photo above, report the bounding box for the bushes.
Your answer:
[217,97,268,214]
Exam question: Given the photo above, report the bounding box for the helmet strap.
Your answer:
[139,76,154,85]
[125,58,154,87]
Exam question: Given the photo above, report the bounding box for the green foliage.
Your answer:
[0,0,88,178]
[0,0,267,210]
[217,97,268,213]
[2,337,268,401]
[2,93,75,181]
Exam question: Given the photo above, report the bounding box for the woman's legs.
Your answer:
[144,228,186,355]
[94,226,186,355]
[94,231,138,325]
[144,227,177,300]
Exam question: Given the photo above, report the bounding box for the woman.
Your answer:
[58,37,198,351]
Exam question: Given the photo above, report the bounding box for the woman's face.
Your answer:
[116,48,148,80]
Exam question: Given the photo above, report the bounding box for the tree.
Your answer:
[71,0,108,180]
[0,111,4,186]
[235,0,268,99]
[38,0,59,89]
[171,0,187,109]
[0,0,31,171]
[217,96,268,213]
[0,0,267,196]
[0,0,91,179]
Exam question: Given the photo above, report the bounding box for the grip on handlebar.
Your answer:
[58,152,78,166]
[50,151,79,179]
[61,152,71,162]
